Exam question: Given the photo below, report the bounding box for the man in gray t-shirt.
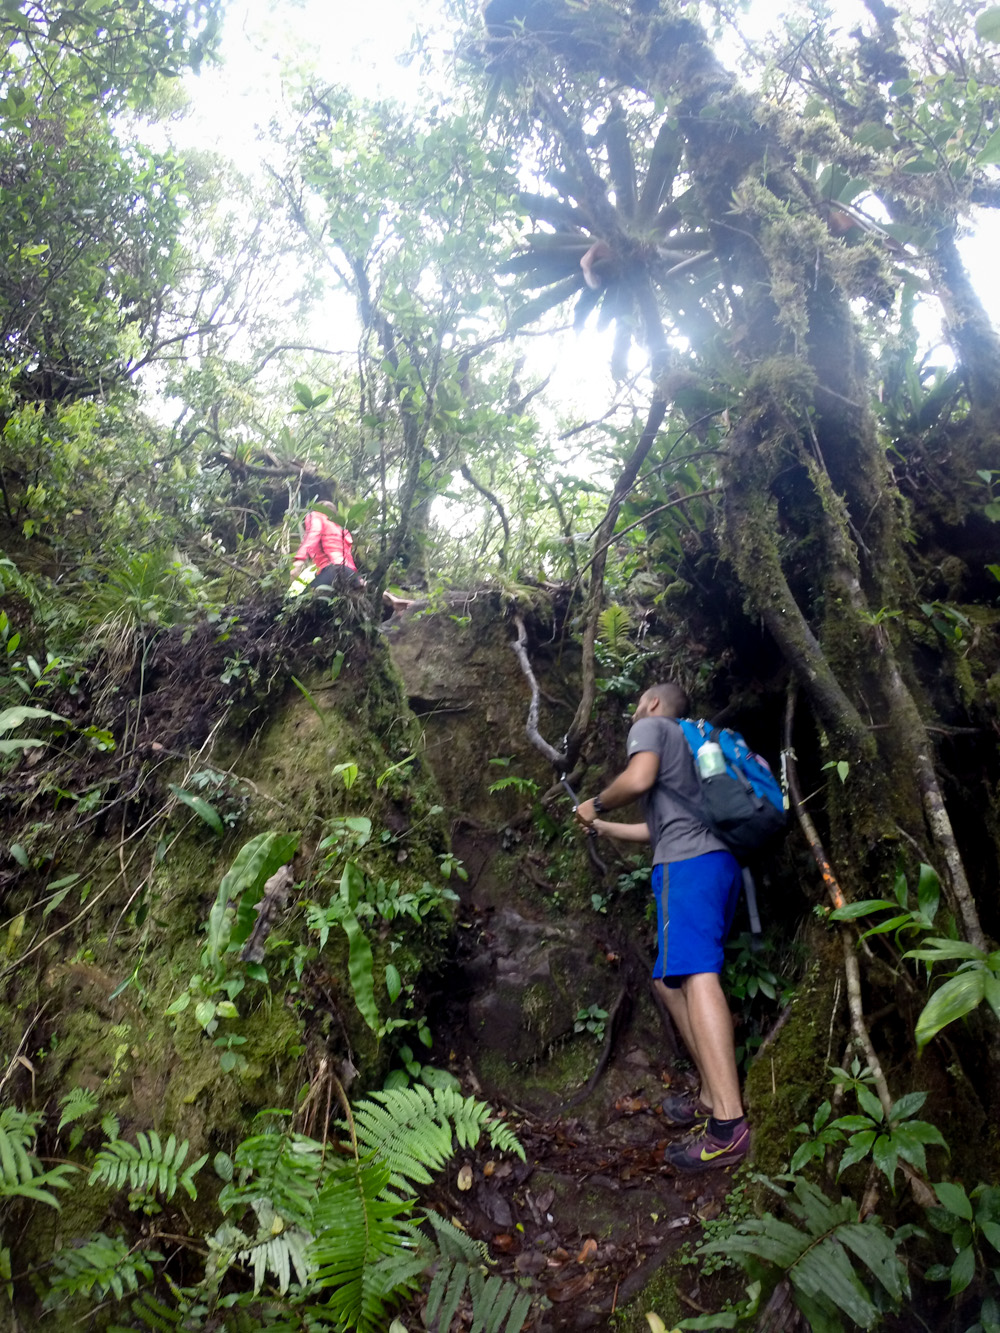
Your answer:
[574,681,749,1172]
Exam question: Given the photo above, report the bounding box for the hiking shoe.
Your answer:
[661,1092,712,1128]
[664,1118,750,1172]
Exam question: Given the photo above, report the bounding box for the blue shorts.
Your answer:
[651,851,742,983]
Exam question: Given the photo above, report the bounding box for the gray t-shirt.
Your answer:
[626,716,728,865]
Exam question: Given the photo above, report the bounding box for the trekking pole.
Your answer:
[559,776,609,877]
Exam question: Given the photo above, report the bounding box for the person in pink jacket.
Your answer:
[289,506,362,595]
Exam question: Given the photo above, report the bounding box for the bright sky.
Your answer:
[178,0,1000,413]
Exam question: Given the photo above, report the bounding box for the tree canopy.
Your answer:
[2,0,1000,1328]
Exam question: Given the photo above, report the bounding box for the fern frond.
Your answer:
[468,1270,532,1333]
[218,1129,323,1229]
[232,1198,312,1295]
[44,1232,161,1306]
[88,1133,207,1202]
[700,1176,908,1329]
[597,604,631,654]
[109,1290,183,1333]
[425,1254,531,1333]
[58,1087,100,1132]
[0,1107,77,1206]
[309,1156,425,1333]
[350,1087,524,1195]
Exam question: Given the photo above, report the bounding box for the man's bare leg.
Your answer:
[654,978,714,1112]
[681,972,743,1121]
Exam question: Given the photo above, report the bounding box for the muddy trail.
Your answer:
[422,1099,735,1329]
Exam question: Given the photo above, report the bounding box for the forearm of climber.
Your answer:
[576,750,659,825]
[592,819,651,843]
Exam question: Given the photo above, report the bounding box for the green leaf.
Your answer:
[195,1000,216,1030]
[872,1133,898,1185]
[0,704,66,734]
[934,1180,973,1220]
[949,1243,976,1296]
[168,784,223,835]
[976,128,1000,164]
[856,1084,884,1123]
[207,832,299,968]
[976,6,1000,41]
[9,844,28,868]
[915,970,987,1048]
[385,964,402,1003]
[341,908,379,1032]
[889,1091,927,1121]
[829,899,894,921]
[916,864,940,920]
[837,1130,877,1174]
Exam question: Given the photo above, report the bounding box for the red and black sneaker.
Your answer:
[664,1118,750,1172]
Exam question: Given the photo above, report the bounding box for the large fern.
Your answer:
[88,1131,207,1203]
[309,1155,428,1330]
[423,1213,531,1333]
[0,1107,77,1205]
[351,1085,525,1195]
[218,1128,324,1229]
[700,1176,909,1330]
[304,1086,529,1333]
[44,1232,161,1305]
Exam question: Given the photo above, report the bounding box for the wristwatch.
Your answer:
[592,794,607,814]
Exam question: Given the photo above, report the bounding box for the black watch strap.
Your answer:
[592,795,607,814]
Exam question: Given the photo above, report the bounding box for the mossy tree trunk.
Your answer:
[479,0,998,1097]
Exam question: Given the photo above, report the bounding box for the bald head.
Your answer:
[635,681,689,720]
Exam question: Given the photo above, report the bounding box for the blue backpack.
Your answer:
[675,719,787,858]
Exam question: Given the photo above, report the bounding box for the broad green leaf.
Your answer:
[0,705,66,734]
[791,1233,879,1328]
[9,844,28,868]
[341,908,379,1032]
[856,1084,884,1123]
[949,1243,976,1296]
[977,128,1000,164]
[830,898,893,921]
[915,970,987,1048]
[934,1180,973,1220]
[838,1221,909,1303]
[905,938,986,963]
[385,963,402,1003]
[837,1130,877,1175]
[976,6,1000,41]
[208,832,299,967]
[195,1001,216,1030]
[916,864,940,920]
[168,784,223,835]
[871,1133,898,1185]
[889,1091,927,1121]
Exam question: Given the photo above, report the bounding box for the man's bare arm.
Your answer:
[592,819,650,843]
[576,750,660,826]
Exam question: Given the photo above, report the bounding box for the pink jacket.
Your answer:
[294,512,357,572]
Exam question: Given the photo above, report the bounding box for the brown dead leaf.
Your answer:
[514,1251,547,1277]
[546,1248,571,1267]
[483,1160,496,1178]
[492,1234,519,1254]
[615,1096,650,1115]
[545,1271,596,1303]
[457,1164,473,1191]
[697,1198,722,1222]
[575,1237,598,1265]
